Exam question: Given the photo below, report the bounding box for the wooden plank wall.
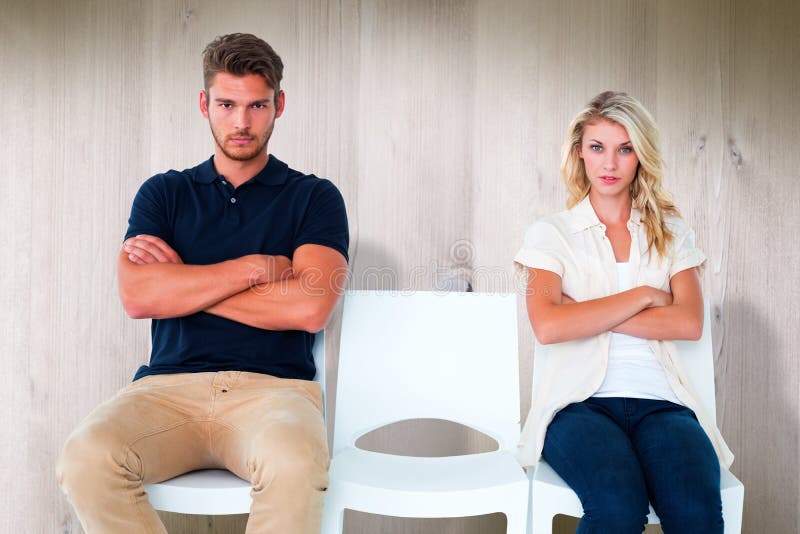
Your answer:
[1,0,797,532]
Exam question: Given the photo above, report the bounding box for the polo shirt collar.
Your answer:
[192,155,289,186]
[568,194,642,233]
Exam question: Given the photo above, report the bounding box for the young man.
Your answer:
[57,33,349,533]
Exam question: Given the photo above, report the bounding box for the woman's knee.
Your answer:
[579,483,650,533]
[655,482,723,534]
[662,509,724,534]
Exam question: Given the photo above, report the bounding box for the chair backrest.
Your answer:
[332,290,520,455]
[532,300,716,423]
[312,330,326,414]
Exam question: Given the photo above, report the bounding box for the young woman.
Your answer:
[515,91,733,533]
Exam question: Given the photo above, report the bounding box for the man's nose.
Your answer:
[234,108,251,130]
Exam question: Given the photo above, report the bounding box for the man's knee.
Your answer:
[248,424,329,490]
[57,421,132,494]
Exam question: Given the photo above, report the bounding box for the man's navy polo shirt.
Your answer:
[124,155,349,381]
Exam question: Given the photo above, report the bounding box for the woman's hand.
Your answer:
[643,286,673,307]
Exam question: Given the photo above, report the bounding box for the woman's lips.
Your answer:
[599,175,619,184]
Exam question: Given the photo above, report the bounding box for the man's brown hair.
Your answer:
[202,33,284,96]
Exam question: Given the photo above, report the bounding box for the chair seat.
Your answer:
[327,447,528,518]
[529,460,745,526]
[145,469,251,515]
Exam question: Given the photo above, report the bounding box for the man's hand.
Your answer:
[124,235,183,265]
[240,254,294,286]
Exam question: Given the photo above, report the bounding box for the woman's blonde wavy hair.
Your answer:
[561,91,679,258]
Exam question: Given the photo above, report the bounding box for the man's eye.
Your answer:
[220,103,232,109]
[252,103,266,109]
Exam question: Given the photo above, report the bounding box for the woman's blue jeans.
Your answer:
[542,397,723,534]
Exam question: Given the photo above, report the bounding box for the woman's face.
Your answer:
[578,119,639,200]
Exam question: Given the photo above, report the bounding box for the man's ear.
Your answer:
[199,90,210,119]
[274,90,285,119]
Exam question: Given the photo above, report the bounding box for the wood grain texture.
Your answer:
[0,1,35,532]
[350,0,474,292]
[3,1,799,533]
[722,1,800,532]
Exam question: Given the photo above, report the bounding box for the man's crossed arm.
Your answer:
[118,235,347,333]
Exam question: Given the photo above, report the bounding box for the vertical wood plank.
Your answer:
[0,1,35,532]
[349,0,474,293]
[723,1,800,532]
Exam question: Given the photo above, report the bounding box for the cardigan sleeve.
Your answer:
[669,220,706,278]
[513,220,566,277]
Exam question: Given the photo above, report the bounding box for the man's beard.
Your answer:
[210,123,272,162]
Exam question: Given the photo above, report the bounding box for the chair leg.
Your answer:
[320,504,344,534]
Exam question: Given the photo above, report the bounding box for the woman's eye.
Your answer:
[620,146,633,153]
[590,144,602,151]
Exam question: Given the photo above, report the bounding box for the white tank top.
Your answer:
[592,262,682,404]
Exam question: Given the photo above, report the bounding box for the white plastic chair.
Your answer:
[322,290,529,533]
[527,301,744,533]
[144,331,325,515]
